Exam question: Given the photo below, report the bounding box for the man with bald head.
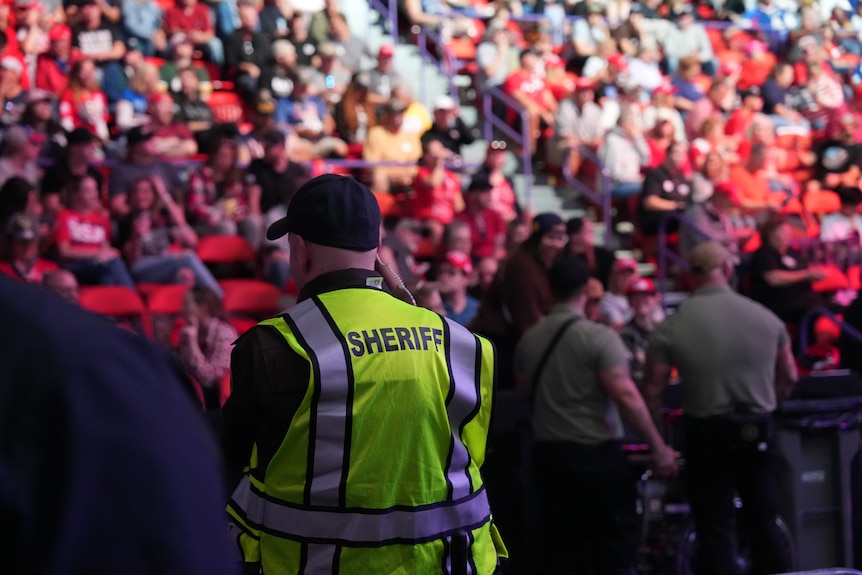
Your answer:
[42,269,80,305]
[224,174,506,574]
[643,241,797,575]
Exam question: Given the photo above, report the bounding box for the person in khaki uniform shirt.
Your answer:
[643,241,798,575]
[514,255,677,574]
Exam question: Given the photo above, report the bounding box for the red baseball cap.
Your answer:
[712,182,741,205]
[607,53,628,71]
[148,92,173,106]
[613,258,638,273]
[653,82,677,97]
[49,24,71,42]
[443,250,473,275]
[626,277,656,296]
[378,44,394,58]
[575,77,595,90]
[546,53,565,69]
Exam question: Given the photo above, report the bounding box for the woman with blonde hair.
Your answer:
[115,62,162,132]
[58,58,109,141]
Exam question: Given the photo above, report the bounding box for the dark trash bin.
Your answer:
[775,397,862,570]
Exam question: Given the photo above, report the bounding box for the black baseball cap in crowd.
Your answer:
[67,127,96,146]
[127,125,153,147]
[265,174,381,251]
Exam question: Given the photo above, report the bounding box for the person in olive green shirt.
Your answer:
[643,241,798,575]
[514,255,677,574]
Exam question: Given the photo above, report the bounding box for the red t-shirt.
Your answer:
[453,208,506,260]
[163,4,213,36]
[35,53,70,94]
[503,69,551,124]
[54,209,110,256]
[58,88,108,134]
[737,58,773,91]
[724,108,755,138]
[411,166,461,225]
[154,123,195,141]
[0,258,58,283]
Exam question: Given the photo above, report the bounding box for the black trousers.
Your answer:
[531,440,638,575]
[683,416,791,575]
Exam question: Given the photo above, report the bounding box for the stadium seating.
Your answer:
[79,286,152,337]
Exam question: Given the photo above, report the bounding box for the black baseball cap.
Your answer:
[127,125,153,147]
[265,174,381,251]
[67,127,95,146]
[262,130,286,146]
[467,173,492,192]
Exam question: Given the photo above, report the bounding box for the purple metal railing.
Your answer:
[799,307,862,355]
[365,0,398,48]
[561,146,612,250]
[482,86,533,210]
[655,211,711,298]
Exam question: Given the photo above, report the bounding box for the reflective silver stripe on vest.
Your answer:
[288,299,350,506]
[231,475,491,544]
[443,318,481,500]
[305,544,337,573]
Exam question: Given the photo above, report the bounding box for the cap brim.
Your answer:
[266,217,291,241]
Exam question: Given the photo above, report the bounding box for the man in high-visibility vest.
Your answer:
[223,174,506,575]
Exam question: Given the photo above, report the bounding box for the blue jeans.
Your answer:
[202,37,224,66]
[126,35,157,56]
[131,253,223,297]
[99,61,126,104]
[66,257,135,288]
[610,182,642,199]
[212,1,239,39]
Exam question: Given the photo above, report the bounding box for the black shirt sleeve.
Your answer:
[640,168,663,203]
[222,324,310,485]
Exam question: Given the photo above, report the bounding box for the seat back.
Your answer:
[146,284,189,315]
[79,286,151,337]
[221,279,283,318]
[207,90,244,124]
[197,235,256,264]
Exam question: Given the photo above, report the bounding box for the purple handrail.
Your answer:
[655,211,711,298]
[561,146,612,250]
[481,86,533,210]
[799,306,862,354]
[365,0,398,48]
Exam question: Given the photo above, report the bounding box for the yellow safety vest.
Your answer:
[227,288,506,574]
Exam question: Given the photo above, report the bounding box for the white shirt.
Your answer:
[820,211,862,243]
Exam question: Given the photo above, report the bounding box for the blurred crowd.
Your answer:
[5,0,862,395]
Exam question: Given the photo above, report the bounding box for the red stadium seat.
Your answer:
[197,235,256,265]
[207,90,245,124]
[79,286,151,337]
[145,56,166,68]
[228,316,259,336]
[145,284,189,315]
[812,265,849,293]
[221,279,283,318]
[805,189,841,215]
[847,265,861,291]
